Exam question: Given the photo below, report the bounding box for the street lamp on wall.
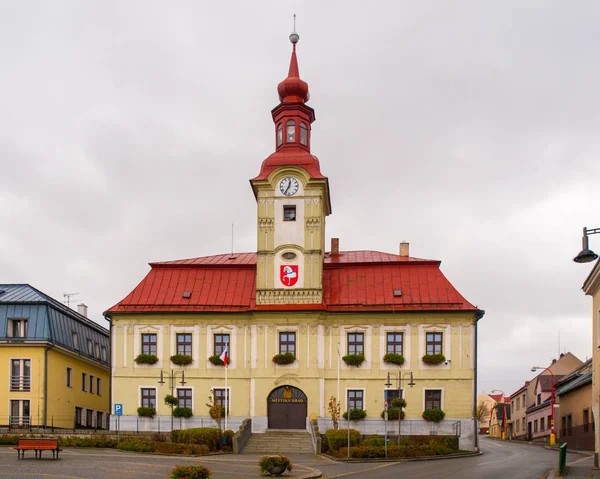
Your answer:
[573,227,600,263]
[385,371,415,446]
[531,367,556,447]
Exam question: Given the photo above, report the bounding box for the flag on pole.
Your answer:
[219,344,229,366]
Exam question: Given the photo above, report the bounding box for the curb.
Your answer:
[321,451,483,463]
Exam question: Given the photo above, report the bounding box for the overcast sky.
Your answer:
[1,1,598,397]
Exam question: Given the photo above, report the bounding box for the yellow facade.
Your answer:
[1,345,109,429]
[110,312,476,420]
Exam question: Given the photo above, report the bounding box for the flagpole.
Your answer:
[225,343,228,432]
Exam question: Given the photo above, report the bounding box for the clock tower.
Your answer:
[250,30,331,306]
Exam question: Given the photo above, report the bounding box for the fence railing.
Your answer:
[10,376,31,391]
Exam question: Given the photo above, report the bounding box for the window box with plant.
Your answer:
[342,354,365,367]
[208,354,230,366]
[383,353,405,366]
[422,408,445,422]
[135,353,159,365]
[258,455,292,476]
[421,353,446,366]
[272,352,296,365]
[342,408,367,422]
[137,406,156,418]
[171,354,193,366]
[173,407,193,418]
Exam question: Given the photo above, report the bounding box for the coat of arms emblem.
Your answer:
[280,265,298,287]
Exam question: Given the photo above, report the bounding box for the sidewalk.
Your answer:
[547,450,600,478]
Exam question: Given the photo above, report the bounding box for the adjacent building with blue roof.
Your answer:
[0,284,110,430]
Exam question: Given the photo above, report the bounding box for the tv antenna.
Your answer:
[63,293,79,308]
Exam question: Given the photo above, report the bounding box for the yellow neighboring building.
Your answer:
[0,284,110,429]
[106,33,484,450]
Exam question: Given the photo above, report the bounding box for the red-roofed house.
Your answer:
[105,31,484,451]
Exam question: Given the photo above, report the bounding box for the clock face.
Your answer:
[279,177,299,196]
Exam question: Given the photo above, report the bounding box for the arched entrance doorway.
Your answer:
[267,385,308,430]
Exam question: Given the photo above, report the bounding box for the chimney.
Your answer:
[399,241,409,257]
[331,238,339,256]
[77,303,88,318]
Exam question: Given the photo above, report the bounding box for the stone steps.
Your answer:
[242,430,314,454]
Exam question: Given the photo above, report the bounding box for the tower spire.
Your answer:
[277,15,309,104]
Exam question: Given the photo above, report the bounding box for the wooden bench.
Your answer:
[14,438,62,459]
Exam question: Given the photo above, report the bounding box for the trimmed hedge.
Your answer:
[339,444,441,458]
[117,439,209,455]
[137,406,156,418]
[171,428,221,451]
[171,465,212,479]
[173,407,193,418]
[59,437,118,448]
[0,435,19,445]
[325,428,361,452]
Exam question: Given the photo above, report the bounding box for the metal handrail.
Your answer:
[10,376,31,391]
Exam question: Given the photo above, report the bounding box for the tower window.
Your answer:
[277,123,283,146]
[283,205,296,221]
[286,120,295,142]
[300,122,307,145]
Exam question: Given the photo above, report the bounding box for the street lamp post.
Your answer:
[159,370,186,432]
[573,227,600,263]
[385,371,415,446]
[531,367,555,446]
[491,389,507,440]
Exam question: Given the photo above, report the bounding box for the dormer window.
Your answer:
[300,122,307,145]
[277,123,283,146]
[286,120,295,142]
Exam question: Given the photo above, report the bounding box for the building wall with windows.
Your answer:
[0,284,110,429]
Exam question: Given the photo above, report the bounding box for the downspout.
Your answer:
[474,309,484,452]
[44,305,56,429]
[104,313,112,429]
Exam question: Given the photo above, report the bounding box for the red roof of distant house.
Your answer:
[489,393,503,403]
[106,251,481,315]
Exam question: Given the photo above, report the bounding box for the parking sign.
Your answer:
[114,403,123,416]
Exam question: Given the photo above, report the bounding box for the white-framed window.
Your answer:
[212,387,230,412]
[87,339,93,356]
[347,332,364,355]
[140,387,157,408]
[10,359,31,391]
[97,378,101,396]
[10,399,30,427]
[7,319,27,338]
[89,375,95,394]
[346,389,365,411]
[177,388,193,409]
[66,367,72,388]
[423,388,444,410]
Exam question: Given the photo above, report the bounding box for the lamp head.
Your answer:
[408,371,415,388]
[574,248,598,263]
[531,367,539,372]
[385,372,392,388]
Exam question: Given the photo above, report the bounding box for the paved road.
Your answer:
[0,437,559,478]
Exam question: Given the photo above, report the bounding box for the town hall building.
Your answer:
[105,30,484,450]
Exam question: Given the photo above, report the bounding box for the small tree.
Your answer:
[328,396,341,430]
[206,394,223,430]
[476,401,490,424]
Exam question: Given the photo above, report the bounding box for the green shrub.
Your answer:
[431,443,453,455]
[422,408,445,422]
[0,435,19,445]
[117,439,153,453]
[340,444,440,458]
[171,428,221,451]
[391,398,407,409]
[171,354,194,366]
[272,352,296,365]
[170,465,212,479]
[173,407,193,418]
[258,455,292,473]
[135,353,159,364]
[325,428,361,452]
[116,439,208,455]
[58,437,117,448]
[137,406,156,418]
[381,408,405,420]
[383,353,405,366]
[165,394,178,406]
[208,355,226,366]
[421,353,446,365]
[223,430,235,438]
[342,408,367,421]
[363,436,385,446]
[342,354,365,367]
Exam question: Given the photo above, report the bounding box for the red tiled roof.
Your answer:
[489,393,503,402]
[106,251,480,315]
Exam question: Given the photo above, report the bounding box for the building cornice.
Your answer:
[582,260,600,296]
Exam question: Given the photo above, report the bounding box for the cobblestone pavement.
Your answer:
[0,447,324,478]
